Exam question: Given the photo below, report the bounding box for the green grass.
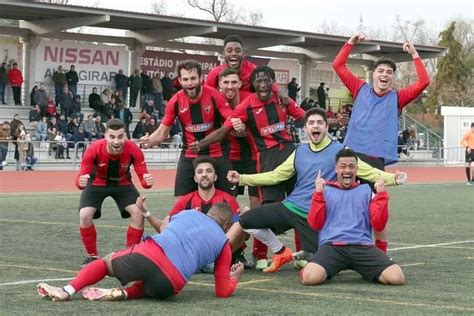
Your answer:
[1,184,473,314]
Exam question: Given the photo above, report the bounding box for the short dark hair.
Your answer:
[210,202,233,223]
[177,59,202,78]
[223,35,244,48]
[335,148,358,163]
[192,156,216,172]
[219,67,240,80]
[106,118,125,131]
[12,62,18,66]
[373,57,397,72]
[250,65,275,83]
[304,107,328,125]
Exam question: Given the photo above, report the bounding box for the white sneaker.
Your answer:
[1,161,7,166]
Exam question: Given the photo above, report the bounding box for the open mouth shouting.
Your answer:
[227,56,241,69]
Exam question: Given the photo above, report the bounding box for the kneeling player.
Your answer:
[300,149,405,286]
[37,200,244,302]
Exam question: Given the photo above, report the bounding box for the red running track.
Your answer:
[0,166,466,194]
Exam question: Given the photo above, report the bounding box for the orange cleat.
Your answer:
[263,247,293,273]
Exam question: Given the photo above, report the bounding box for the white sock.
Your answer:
[244,228,283,253]
[63,285,76,296]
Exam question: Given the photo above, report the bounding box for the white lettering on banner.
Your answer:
[185,123,213,133]
[260,122,285,136]
[43,46,120,66]
[44,68,117,82]
[274,69,290,85]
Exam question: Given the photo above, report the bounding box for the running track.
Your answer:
[0,167,466,193]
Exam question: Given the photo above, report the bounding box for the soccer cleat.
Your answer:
[467,181,473,186]
[81,256,99,267]
[37,283,70,302]
[81,287,125,301]
[255,259,269,270]
[263,247,293,273]
[292,250,313,270]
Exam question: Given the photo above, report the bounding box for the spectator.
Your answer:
[71,95,84,124]
[29,105,41,129]
[145,117,159,136]
[59,86,74,120]
[132,117,147,139]
[52,65,67,103]
[112,90,124,108]
[0,121,11,170]
[34,83,49,117]
[25,141,38,171]
[47,126,58,157]
[141,72,153,96]
[54,131,68,159]
[0,62,8,105]
[83,115,98,141]
[66,65,79,97]
[94,115,106,138]
[34,116,48,141]
[151,73,164,118]
[161,72,174,101]
[67,116,80,137]
[114,69,128,104]
[10,114,23,169]
[287,77,300,101]
[16,126,29,170]
[397,131,408,158]
[88,87,102,112]
[317,82,326,110]
[48,116,58,133]
[102,96,115,121]
[46,96,58,118]
[71,126,86,158]
[114,104,133,139]
[8,62,23,105]
[127,69,142,108]
[30,85,38,107]
[408,125,417,150]
[57,114,68,136]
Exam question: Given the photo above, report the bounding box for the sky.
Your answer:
[68,0,473,39]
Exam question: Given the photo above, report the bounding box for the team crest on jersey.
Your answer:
[260,122,285,136]
[203,105,212,114]
[185,123,213,133]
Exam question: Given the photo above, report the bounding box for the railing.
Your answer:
[399,113,442,151]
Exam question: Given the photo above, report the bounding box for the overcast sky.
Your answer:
[69,0,472,39]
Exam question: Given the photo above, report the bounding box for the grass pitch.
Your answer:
[1,184,473,315]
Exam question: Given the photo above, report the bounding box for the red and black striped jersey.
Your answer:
[75,139,151,189]
[206,59,256,92]
[224,93,305,153]
[168,189,240,216]
[161,86,232,159]
[225,90,256,161]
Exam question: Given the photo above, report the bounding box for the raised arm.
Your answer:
[136,196,165,232]
[307,171,327,230]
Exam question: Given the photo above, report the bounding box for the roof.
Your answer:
[0,1,447,64]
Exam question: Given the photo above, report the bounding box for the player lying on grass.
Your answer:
[37,199,244,302]
[300,148,405,286]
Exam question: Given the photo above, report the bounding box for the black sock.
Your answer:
[275,246,286,255]
[466,167,471,181]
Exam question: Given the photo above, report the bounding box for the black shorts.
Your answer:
[257,142,296,203]
[240,202,318,253]
[231,159,258,197]
[78,184,140,219]
[466,149,474,163]
[309,244,395,282]
[174,156,236,197]
[112,249,174,300]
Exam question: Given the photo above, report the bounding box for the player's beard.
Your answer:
[108,143,123,155]
[184,85,201,99]
[197,178,214,190]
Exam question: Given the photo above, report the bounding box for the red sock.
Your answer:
[294,230,302,252]
[252,238,268,260]
[375,240,388,253]
[126,225,144,247]
[80,224,98,256]
[69,258,108,292]
[124,281,145,300]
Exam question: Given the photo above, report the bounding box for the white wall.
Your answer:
[441,106,474,164]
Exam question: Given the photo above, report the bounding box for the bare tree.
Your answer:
[186,0,263,25]
[150,0,167,15]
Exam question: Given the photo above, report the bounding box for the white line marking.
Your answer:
[0,277,73,286]
[389,240,474,251]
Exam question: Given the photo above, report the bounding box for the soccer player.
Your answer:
[227,108,405,272]
[461,122,474,185]
[76,118,154,266]
[300,149,405,286]
[218,68,265,267]
[334,32,429,252]
[140,60,237,197]
[195,65,305,268]
[37,201,245,302]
